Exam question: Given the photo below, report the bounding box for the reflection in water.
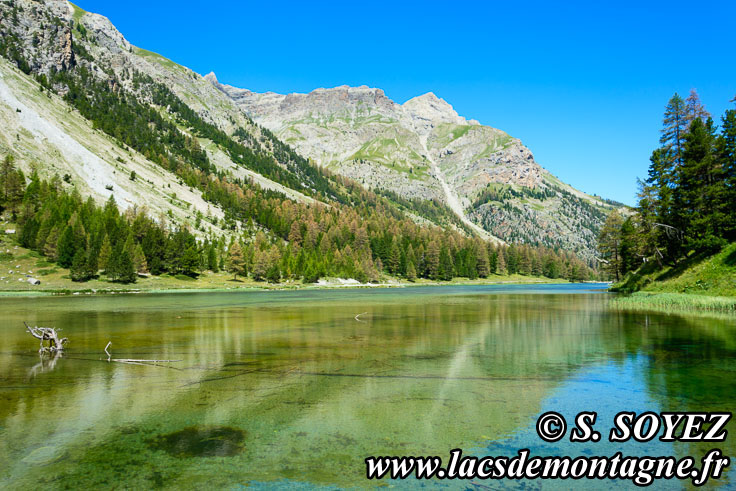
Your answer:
[28,350,63,378]
[0,284,734,488]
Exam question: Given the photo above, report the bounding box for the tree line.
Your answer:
[1,156,599,285]
[598,90,736,281]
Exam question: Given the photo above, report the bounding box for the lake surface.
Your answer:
[1,284,735,489]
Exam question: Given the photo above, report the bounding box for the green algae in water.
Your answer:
[148,426,246,458]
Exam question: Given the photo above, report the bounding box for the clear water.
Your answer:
[0,284,734,489]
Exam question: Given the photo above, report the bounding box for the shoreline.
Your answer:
[0,276,586,297]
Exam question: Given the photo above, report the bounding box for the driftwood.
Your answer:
[24,322,67,353]
[104,342,181,366]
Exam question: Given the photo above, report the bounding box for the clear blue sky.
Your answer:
[75,0,736,205]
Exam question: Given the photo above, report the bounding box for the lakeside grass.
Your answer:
[611,242,736,315]
[611,292,736,315]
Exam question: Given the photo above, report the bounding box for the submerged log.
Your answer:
[24,322,67,353]
[104,342,181,366]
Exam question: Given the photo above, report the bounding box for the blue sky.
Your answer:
[75,0,736,205]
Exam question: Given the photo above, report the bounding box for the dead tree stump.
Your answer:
[24,322,68,353]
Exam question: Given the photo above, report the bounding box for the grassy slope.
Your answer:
[611,243,736,314]
[0,233,566,296]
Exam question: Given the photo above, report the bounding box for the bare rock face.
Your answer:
[208,77,548,205]
[57,27,75,71]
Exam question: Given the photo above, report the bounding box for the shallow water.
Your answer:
[0,284,734,489]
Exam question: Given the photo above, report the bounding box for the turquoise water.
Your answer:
[0,284,734,488]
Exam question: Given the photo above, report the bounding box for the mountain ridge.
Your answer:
[207,74,617,257]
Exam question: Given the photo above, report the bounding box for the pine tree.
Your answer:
[133,243,148,273]
[84,247,98,279]
[207,243,219,272]
[109,243,136,283]
[56,225,77,268]
[116,250,137,283]
[496,247,507,274]
[98,235,112,272]
[676,117,725,251]
[180,246,200,277]
[619,218,639,275]
[388,240,400,274]
[660,93,687,167]
[718,107,736,239]
[438,246,454,281]
[488,246,498,274]
[475,240,490,278]
[406,261,417,282]
[506,245,519,274]
[0,155,24,213]
[44,225,60,260]
[598,210,624,281]
[518,246,532,275]
[265,249,281,283]
[405,244,416,274]
[640,93,692,263]
[426,241,440,280]
[70,248,89,282]
[531,250,543,276]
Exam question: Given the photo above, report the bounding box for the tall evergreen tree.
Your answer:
[718,107,736,239]
[676,117,725,251]
[496,247,507,274]
[180,246,200,277]
[598,211,624,281]
[56,225,77,268]
[438,246,454,281]
[0,155,24,213]
[98,235,112,272]
[426,241,440,280]
[660,93,687,167]
[475,240,490,278]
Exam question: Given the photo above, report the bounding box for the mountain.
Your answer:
[0,0,603,286]
[209,78,621,257]
[0,0,322,236]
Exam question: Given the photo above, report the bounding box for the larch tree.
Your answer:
[227,241,246,280]
[684,89,711,129]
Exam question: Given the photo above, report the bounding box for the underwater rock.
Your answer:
[148,426,245,458]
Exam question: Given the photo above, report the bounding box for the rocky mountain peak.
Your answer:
[402,92,466,127]
[204,71,218,85]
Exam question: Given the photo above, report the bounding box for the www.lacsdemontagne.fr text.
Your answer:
[365,448,730,486]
